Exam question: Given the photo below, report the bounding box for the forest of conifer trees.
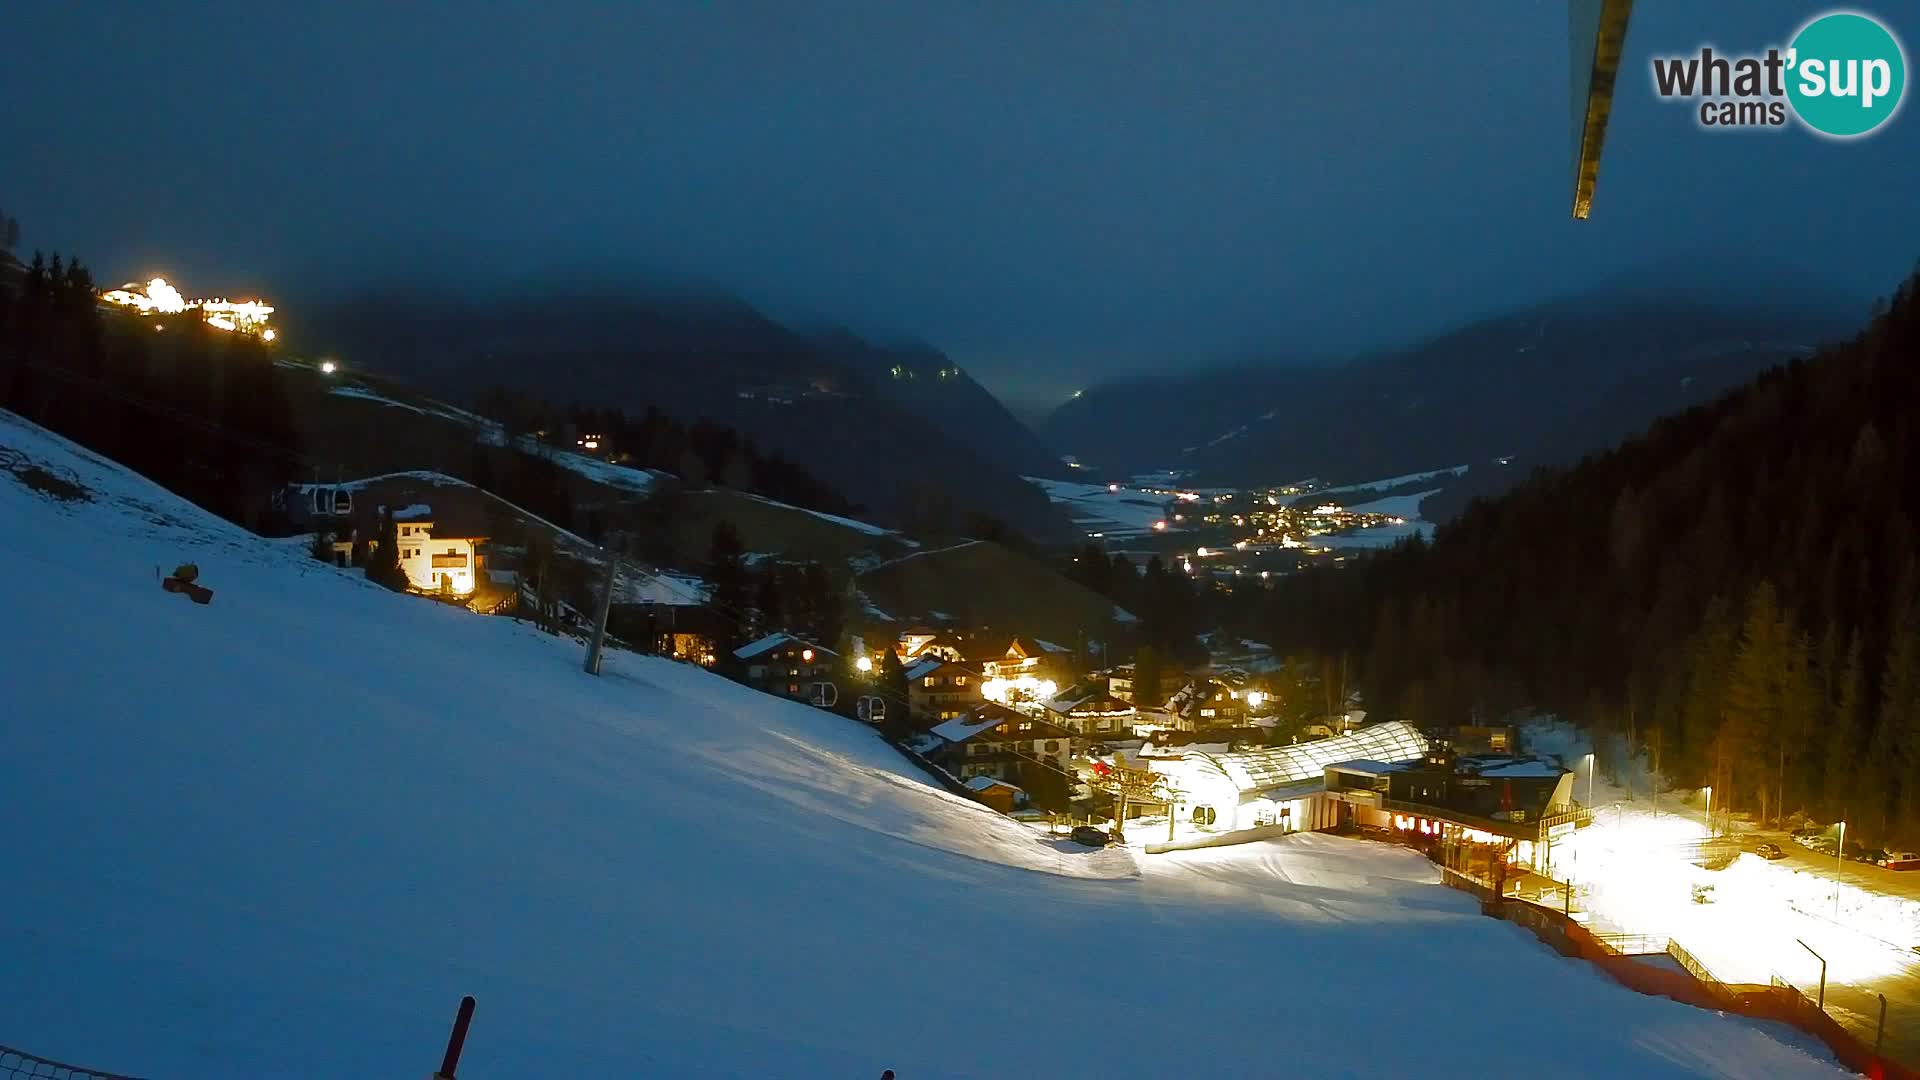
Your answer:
[1264,266,1920,844]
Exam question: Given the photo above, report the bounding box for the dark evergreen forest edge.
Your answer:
[1258,264,1920,845]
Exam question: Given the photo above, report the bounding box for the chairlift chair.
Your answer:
[808,682,839,708]
[856,696,886,723]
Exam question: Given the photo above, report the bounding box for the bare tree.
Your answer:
[1086,756,1172,842]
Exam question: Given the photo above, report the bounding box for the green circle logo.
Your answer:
[1787,12,1907,137]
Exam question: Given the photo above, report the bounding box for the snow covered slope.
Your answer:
[0,411,1844,1078]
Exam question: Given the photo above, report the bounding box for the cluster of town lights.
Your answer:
[99,278,276,340]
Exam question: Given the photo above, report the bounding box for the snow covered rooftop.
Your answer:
[391,503,433,522]
[964,776,1022,794]
[904,656,974,682]
[1471,758,1568,780]
[930,704,1023,744]
[733,632,829,661]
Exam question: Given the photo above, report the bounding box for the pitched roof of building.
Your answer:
[905,656,978,682]
[931,704,1073,745]
[1044,686,1134,716]
[392,503,434,523]
[964,775,1023,794]
[733,632,836,662]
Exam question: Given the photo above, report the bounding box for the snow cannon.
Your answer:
[161,563,213,604]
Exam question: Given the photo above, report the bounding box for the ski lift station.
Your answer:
[1148,722,1431,838]
[1146,723,1592,872]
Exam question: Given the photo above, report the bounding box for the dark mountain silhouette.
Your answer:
[292,287,1072,539]
[1043,265,1865,497]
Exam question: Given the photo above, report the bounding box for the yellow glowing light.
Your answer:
[856,656,873,673]
[980,674,1057,704]
[261,328,276,342]
[801,648,815,662]
[1245,691,1265,708]
[99,278,275,337]
[320,360,338,375]
[1153,520,1168,531]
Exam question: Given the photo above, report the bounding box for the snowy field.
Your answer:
[0,411,1847,1078]
[1023,476,1170,538]
[1312,464,1469,498]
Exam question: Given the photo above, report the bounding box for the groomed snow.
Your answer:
[1314,519,1435,550]
[1022,476,1169,538]
[734,491,901,538]
[1312,464,1469,497]
[1341,487,1441,519]
[0,410,1847,1078]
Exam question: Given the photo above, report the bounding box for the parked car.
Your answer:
[1070,826,1112,847]
[1756,842,1785,860]
[1881,851,1920,870]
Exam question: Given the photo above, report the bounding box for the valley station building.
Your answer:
[1144,722,1592,873]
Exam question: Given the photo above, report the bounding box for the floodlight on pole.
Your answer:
[1703,786,1713,837]
[1586,752,1596,810]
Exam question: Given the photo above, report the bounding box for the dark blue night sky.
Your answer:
[6,2,1915,414]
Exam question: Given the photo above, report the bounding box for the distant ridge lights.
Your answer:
[98,277,276,338]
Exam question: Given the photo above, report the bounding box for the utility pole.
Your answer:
[584,554,619,675]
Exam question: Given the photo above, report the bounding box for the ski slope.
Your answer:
[0,410,1845,1078]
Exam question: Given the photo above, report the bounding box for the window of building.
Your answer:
[1018,721,1032,731]
[955,675,969,686]
[1046,741,1059,753]
[923,677,935,688]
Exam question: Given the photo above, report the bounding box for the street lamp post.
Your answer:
[1836,820,1848,920]
[1703,786,1713,838]
[1586,752,1596,812]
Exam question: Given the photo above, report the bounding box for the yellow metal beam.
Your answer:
[1571,0,1635,220]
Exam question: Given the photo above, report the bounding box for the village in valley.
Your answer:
[255,375,1587,871]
